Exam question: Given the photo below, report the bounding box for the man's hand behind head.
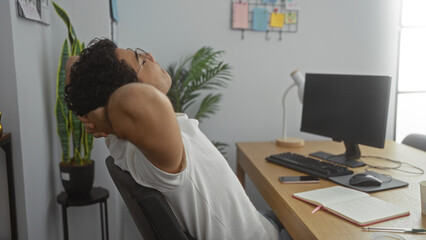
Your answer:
[79,107,113,138]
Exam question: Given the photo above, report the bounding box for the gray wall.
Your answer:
[117,0,401,211]
[0,0,121,239]
[0,1,28,239]
[0,0,401,239]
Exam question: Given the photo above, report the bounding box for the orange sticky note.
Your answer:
[270,12,285,28]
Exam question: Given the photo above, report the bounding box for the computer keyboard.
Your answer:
[265,152,353,179]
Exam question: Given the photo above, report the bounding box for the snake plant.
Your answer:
[166,47,232,154]
[53,2,93,165]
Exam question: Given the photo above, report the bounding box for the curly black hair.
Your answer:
[65,38,138,116]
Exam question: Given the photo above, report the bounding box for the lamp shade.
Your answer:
[290,70,305,103]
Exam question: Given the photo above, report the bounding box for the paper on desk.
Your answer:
[327,197,408,225]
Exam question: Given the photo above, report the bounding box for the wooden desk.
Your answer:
[236,140,426,240]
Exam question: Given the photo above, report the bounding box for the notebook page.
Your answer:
[327,196,409,224]
[294,186,368,205]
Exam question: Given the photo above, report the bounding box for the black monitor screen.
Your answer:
[301,73,391,167]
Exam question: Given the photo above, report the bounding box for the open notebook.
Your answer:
[293,186,410,226]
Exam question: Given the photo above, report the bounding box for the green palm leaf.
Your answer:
[166,46,232,155]
[195,93,222,122]
[168,47,231,113]
[211,141,229,156]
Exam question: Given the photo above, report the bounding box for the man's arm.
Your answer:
[107,82,184,174]
[79,107,112,138]
[66,56,116,138]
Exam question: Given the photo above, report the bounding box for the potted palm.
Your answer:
[53,2,94,196]
[166,47,232,154]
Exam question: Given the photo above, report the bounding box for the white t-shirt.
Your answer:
[106,113,278,240]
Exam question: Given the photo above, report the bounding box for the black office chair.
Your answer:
[105,156,195,240]
[402,133,426,152]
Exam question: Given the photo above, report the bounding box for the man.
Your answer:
[66,38,291,240]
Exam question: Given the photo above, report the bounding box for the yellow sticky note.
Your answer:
[286,12,297,24]
[270,12,285,28]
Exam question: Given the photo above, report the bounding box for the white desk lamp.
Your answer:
[276,70,305,147]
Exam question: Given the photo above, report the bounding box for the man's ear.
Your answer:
[65,56,79,85]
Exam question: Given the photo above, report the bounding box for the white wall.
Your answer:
[0,0,123,239]
[0,1,28,239]
[117,0,401,211]
[0,0,402,239]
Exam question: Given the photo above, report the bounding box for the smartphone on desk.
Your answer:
[278,176,320,184]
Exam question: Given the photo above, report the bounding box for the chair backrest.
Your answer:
[105,156,194,240]
[402,133,426,152]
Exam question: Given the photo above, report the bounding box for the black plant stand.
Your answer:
[57,187,109,240]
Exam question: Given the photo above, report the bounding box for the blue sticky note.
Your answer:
[262,0,277,3]
[110,0,119,22]
[252,8,269,31]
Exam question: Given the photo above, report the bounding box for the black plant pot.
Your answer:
[59,160,94,197]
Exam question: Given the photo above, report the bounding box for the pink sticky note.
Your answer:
[232,2,249,29]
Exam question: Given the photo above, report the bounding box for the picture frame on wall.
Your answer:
[17,0,50,25]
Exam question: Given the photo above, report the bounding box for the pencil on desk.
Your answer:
[311,205,322,214]
[362,227,426,233]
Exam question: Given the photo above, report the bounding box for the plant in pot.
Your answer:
[166,47,232,155]
[53,2,94,197]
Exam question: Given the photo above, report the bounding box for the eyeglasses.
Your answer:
[127,48,153,74]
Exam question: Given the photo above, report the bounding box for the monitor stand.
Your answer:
[309,141,366,168]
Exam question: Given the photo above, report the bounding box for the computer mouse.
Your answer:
[349,173,382,187]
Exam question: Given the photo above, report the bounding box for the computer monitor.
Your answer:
[300,73,391,168]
